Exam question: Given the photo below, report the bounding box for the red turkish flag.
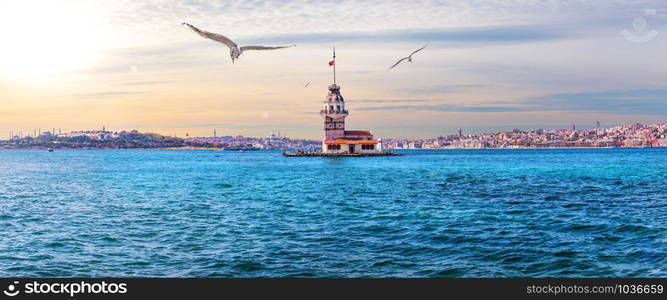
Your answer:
[328,60,334,66]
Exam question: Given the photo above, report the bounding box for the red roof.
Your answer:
[344,130,372,136]
[324,139,378,144]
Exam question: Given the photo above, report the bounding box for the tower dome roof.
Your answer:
[325,84,344,102]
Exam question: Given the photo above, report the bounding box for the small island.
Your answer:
[283,51,399,157]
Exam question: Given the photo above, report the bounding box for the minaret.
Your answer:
[320,47,348,141]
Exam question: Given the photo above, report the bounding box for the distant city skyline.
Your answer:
[1,0,667,139]
[0,121,619,138]
[2,121,660,140]
[4,121,667,151]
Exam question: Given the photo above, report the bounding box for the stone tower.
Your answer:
[320,83,348,140]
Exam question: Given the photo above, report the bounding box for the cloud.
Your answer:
[350,99,435,103]
[395,84,487,96]
[357,89,667,115]
[117,81,171,86]
[357,103,524,112]
[526,89,667,115]
[71,91,146,99]
[241,24,573,46]
[106,0,665,52]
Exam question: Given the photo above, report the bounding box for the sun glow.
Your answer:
[0,1,108,77]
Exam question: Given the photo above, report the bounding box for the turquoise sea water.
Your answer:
[0,149,666,277]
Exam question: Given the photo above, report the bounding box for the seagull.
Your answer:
[182,23,295,63]
[304,82,310,87]
[387,45,427,70]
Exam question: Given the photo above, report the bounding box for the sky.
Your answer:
[1,0,666,139]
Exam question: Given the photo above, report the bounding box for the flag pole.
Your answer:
[333,46,336,85]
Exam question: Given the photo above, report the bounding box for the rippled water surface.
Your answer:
[1,149,666,277]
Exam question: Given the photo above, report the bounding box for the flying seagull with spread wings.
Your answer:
[387,45,427,70]
[182,23,295,63]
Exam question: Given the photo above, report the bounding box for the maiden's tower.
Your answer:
[284,48,400,157]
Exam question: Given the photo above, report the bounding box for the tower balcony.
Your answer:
[320,109,349,117]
